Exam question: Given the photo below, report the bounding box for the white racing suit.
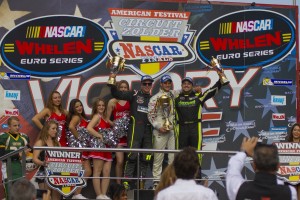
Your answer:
[148,89,179,181]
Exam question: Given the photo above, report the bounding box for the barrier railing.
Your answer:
[0,146,28,193]
[2,146,298,199]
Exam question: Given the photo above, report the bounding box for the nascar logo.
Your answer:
[26,26,86,38]
[111,41,187,60]
[219,19,273,35]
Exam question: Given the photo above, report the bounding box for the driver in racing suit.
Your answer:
[108,74,153,189]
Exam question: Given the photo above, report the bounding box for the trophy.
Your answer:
[210,56,230,86]
[106,56,125,85]
[157,94,172,131]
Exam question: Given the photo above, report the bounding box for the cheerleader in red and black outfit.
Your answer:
[107,80,130,184]
[32,91,68,147]
[87,98,112,200]
[67,99,91,199]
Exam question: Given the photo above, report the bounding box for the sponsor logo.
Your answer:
[7,73,31,80]
[178,100,196,106]
[4,90,20,100]
[45,151,86,197]
[275,142,300,151]
[279,156,300,163]
[0,16,108,77]
[107,8,195,78]
[184,4,213,13]
[278,165,300,175]
[0,72,30,80]
[194,10,296,71]
[225,120,256,132]
[272,113,285,120]
[270,126,287,132]
[1,124,8,129]
[263,78,292,86]
[0,72,9,79]
[275,142,300,185]
[258,127,287,141]
[262,65,281,74]
[271,95,286,105]
[4,109,19,116]
[203,134,226,143]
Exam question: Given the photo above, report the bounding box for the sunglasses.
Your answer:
[142,82,152,86]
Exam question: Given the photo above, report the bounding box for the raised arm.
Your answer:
[199,79,222,103]
[68,115,81,139]
[226,137,258,200]
[32,108,51,130]
[109,84,134,102]
[106,98,117,126]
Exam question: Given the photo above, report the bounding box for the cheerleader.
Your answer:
[107,80,130,184]
[32,91,68,146]
[67,99,92,199]
[87,98,112,200]
[32,120,61,200]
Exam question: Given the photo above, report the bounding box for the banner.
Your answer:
[45,150,86,197]
[0,1,298,199]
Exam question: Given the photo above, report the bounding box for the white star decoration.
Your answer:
[0,0,30,30]
[202,157,227,187]
[74,4,101,24]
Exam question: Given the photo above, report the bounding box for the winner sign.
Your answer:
[45,151,86,197]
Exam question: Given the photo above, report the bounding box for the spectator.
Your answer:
[156,147,218,200]
[108,182,128,200]
[288,123,300,143]
[226,137,297,200]
[0,116,30,199]
[154,164,176,197]
[9,178,36,200]
[32,91,68,146]
[107,80,130,184]
[108,74,153,190]
[32,120,61,200]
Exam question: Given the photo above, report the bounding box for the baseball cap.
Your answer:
[182,77,193,85]
[160,74,172,83]
[141,75,154,82]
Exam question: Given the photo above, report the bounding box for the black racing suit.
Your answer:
[110,85,152,179]
[174,80,222,164]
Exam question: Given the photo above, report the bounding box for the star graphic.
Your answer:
[285,84,296,104]
[74,4,101,24]
[286,56,296,72]
[231,111,252,141]
[202,157,227,187]
[254,88,278,118]
[0,0,30,30]
[244,157,254,173]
